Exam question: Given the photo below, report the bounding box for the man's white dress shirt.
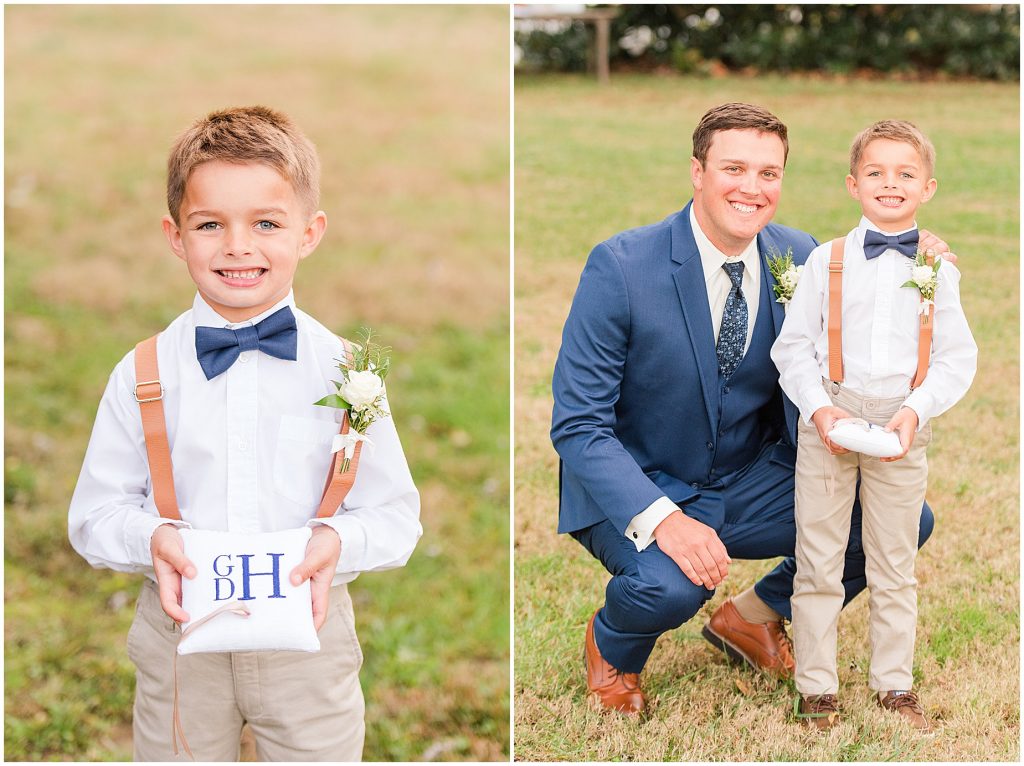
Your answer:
[771,216,977,428]
[68,292,422,585]
[623,208,762,552]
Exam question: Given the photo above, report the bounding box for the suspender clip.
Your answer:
[134,380,164,403]
[830,380,841,395]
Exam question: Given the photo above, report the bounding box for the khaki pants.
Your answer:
[792,382,930,695]
[128,579,365,761]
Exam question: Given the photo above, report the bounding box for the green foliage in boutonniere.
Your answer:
[901,251,941,304]
[765,245,803,304]
[314,328,392,471]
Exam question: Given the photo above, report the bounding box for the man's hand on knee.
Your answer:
[653,510,730,590]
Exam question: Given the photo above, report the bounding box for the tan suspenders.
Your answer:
[826,237,934,390]
[132,335,363,522]
[826,238,846,384]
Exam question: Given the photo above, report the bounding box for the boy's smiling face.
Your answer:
[846,138,937,232]
[163,160,326,323]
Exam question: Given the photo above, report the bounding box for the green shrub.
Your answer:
[515,4,1020,80]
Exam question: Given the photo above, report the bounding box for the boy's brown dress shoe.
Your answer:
[799,694,841,731]
[702,598,795,679]
[584,610,645,715]
[878,690,932,732]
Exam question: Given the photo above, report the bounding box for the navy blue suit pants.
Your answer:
[571,442,935,674]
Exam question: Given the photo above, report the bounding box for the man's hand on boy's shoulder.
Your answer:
[291,526,341,632]
[918,229,958,265]
[151,524,196,623]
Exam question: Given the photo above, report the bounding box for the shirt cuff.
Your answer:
[308,516,368,573]
[624,496,680,552]
[129,515,191,567]
[800,386,834,425]
[900,391,933,430]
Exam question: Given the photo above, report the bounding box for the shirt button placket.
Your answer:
[226,340,260,532]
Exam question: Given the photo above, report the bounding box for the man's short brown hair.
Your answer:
[849,119,936,177]
[166,105,320,224]
[691,102,789,167]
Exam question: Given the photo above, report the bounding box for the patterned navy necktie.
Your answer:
[716,262,747,379]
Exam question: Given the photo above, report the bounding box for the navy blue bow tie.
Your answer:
[863,228,919,260]
[195,306,298,380]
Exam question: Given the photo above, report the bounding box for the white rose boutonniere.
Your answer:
[340,370,385,410]
[901,250,941,313]
[314,329,392,473]
[766,245,802,307]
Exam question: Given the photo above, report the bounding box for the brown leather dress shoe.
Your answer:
[798,694,841,731]
[878,690,932,732]
[702,598,795,679]
[584,610,645,715]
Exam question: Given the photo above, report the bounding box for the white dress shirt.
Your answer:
[68,292,422,585]
[771,216,977,429]
[622,209,762,552]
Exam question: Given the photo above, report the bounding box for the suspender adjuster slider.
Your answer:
[134,380,164,403]
[827,262,844,273]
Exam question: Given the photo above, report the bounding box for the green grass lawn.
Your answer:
[5,6,509,761]
[514,73,1019,761]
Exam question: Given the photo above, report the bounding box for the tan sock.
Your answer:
[731,586,783,624]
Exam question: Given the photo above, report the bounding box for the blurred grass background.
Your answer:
[514,74,1018,760]
[5,5,508,761]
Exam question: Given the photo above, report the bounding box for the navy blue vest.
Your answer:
[707,267,782,482]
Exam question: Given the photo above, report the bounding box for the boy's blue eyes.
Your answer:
[867,171,914,179]
[195,221,280,231]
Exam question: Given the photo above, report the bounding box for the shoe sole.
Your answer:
[701,624,790,680]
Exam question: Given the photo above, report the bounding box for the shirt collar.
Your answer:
[192,290,297,329]
[856,214,918,241]
[689,205,759,282]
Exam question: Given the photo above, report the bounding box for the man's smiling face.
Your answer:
[690,129,786,256]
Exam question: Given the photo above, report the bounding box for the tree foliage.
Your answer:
[515,4,1020,80]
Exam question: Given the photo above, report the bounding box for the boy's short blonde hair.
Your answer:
[849,120,936,177]
[166,106,320,224]
[692,102,789,167]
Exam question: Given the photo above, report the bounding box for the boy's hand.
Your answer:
[810,406,854,455]
[653,510,731,591]
[290,526,341,631]
[881,406,919,462]
[150,524,195,623]
[918,229,957,265]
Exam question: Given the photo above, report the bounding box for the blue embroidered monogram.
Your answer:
[178,527,319,655]
[212,553,287,602]
[716,261,747,379]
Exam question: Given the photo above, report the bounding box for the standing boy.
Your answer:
[69,106,421,760]
[772,120,977,731]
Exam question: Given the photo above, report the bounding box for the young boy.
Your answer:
[68,106,421,760]
[771,120,977,732]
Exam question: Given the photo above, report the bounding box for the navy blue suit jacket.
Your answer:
[551,202,818,536]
